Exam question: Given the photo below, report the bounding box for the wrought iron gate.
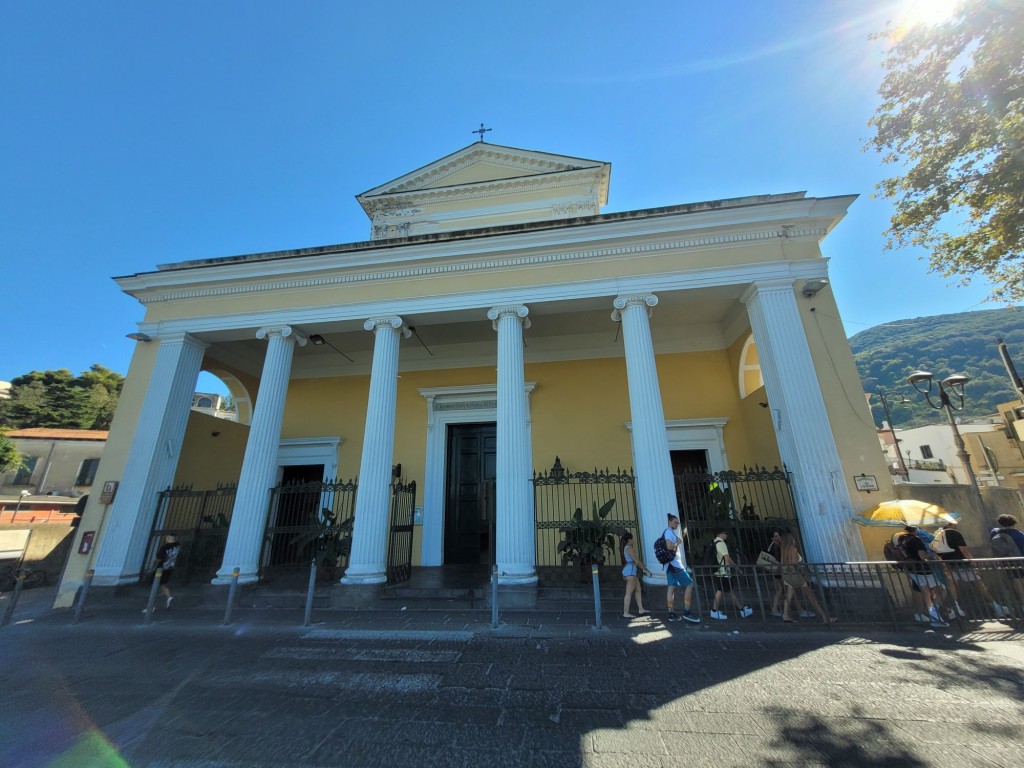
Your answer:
[386,478,417,585]
[144,484,236,584]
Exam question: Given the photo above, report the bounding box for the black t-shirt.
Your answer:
[903,535,930,572]
[938,528,967,561]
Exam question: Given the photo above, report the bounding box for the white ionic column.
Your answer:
[613,294,679,580]
[342,317,410,585]
[215,326,305,584]
[742,281,863,562]
[488,305,537,585]
[93,333,207,585]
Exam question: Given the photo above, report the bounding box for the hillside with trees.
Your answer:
[851,308,1024,428]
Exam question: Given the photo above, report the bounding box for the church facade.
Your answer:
[58,142,890,601]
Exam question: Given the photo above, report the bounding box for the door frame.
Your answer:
[443,422,497,565]
[419,383,535,566]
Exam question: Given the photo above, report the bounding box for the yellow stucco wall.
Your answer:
[173,411,248,488]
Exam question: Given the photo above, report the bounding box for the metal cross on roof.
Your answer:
[472,123,492,142]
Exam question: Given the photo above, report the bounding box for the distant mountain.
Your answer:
[849,308,1024,428]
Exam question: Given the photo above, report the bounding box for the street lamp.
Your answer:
[14,489,30,513]
[875,389,910,479]
[906,370,982,492]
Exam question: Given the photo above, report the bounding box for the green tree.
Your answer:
[866,2,1024,303]
[0,365,124,430]
[0,433,21,473]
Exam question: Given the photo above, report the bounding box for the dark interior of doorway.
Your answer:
[267,464,325,567]
[444,423,496,565]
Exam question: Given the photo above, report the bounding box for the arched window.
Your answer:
[738,334,764,399]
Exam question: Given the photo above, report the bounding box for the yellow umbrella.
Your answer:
[855,499,960,528]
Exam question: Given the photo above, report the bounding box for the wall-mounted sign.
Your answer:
[78,531,95,555]
[99,480,119,505]
[854,474,879,492]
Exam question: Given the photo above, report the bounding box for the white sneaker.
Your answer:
[954,602,966,618]
[710,610,728,620]
[914,613,928,623]
[740,606,753,618]
[165,596,174,608]
[992,603,1009,618]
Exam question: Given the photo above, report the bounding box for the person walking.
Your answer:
[663,514,700,623]
[620,531,652,618]
[990,514,1024,606]
[767,530,810,619]
[152,534,180,608]
[903,527,948,628]
[778,533,836,625]
[933,521,1008,618]
[709,527,752,621]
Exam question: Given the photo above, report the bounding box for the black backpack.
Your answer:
[883,535,912,570]
[653,530,675,565]
[704,539,722,567]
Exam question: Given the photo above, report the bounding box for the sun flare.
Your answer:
[901,0,960,28]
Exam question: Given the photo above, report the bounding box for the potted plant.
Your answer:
[557,498,620,581]
[291,507,354,582]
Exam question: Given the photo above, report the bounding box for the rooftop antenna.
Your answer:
[472,123,492,142]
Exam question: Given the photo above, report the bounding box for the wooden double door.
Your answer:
[444,423,496,565]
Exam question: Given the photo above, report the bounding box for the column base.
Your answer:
[212,567,259,585]
[496,565,538,586]
[91,569,141,587]
[340,565,387,585]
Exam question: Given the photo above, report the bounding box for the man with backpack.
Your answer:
[709,527,753,621]
[933,521,1008,618]
[659,514,700,623]
[900,527,949,628]
[990,514,1024,606]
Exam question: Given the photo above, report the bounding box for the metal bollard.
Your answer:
[491,565,499,629]
[72,569,94,625]
[143,568,162,625]
[591,564,603,630]
[303,560,317,627]
[1,573,27,627]
[222,567,240,625]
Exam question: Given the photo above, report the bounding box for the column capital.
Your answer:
[149,331,210,351]
[364,316,411,337]
[256,325,307,347]
[487,305,531,331]
[611,293,657,321]
[740,280,796,305]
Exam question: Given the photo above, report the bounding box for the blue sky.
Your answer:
[0,1,996,390]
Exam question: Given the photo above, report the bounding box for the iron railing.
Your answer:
[261,478,357,583]
[683,558,1024,627]
[674,466,799,567]
[533,467,640,585]
[144,484,237,584]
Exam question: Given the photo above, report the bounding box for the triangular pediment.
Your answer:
[356,142,611,240]
[359,143,607,198]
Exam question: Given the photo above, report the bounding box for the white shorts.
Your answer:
[909,572,940,589]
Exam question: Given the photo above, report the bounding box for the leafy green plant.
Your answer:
[557,498,619,568]
[290,507,354,569]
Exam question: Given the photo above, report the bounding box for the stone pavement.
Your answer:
[2,585,1023,767]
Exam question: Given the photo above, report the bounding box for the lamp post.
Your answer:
[875,389,910,480]
[14,489,30,513]
[906,370,984,494]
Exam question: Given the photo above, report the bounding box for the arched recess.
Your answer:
[202,368,253,425]
[738,334,764,399]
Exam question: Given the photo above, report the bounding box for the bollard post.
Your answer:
[72,569,94,625]
[303,559,317,627]
[222,567,240,625]
[491,565,499,629]
[591,564,603,630]
[143,568,162,625]
[1,573,27,627]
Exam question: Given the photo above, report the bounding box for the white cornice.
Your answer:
[136,258,832,345]
[122,222,834,305]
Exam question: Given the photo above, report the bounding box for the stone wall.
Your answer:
[0,522,76,584]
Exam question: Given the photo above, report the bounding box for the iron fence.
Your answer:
[683,557,1024,628]
[143,484,237,584]
[674,466,799,567]
[261,478,357,584]
[533,467,640,586]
